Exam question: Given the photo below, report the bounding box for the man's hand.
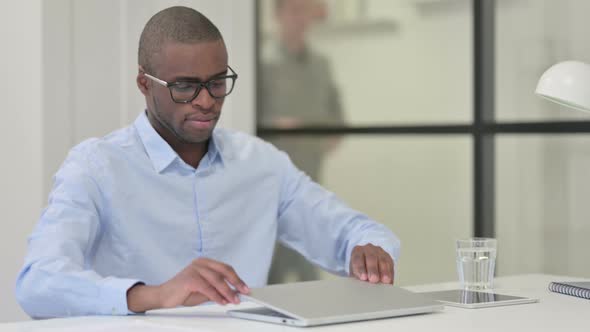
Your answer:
[349,244,395,284]
[127,258,250,313]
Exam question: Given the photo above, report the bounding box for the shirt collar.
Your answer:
[134,111,227,173]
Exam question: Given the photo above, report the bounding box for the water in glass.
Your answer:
[456,247,496,290]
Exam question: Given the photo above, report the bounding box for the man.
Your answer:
[16,6,400,318]
[261,0,345,283]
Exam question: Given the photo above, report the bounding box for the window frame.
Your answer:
[254,0,590,238]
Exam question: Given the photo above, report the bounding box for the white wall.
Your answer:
[0,0,43,323]
[0,0,255,322]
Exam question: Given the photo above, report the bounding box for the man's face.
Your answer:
[143,40,228,144]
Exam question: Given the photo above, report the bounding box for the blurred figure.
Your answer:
[260,0,345,284]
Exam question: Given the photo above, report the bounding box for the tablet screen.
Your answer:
[420,289,537,308]
[427,289,522,303]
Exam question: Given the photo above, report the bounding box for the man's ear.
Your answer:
[137,66,150,96]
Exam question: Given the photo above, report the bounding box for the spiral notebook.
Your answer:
[548,281,590,300]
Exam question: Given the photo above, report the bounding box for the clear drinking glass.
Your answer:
[456,238,497,290]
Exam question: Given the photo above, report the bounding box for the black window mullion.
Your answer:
[474,0,495,238]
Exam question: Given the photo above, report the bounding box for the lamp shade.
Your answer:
[535,61,590,112]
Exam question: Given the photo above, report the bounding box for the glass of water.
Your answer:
[456,238,497,290]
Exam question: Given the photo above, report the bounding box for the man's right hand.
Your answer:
[127,257,250,313]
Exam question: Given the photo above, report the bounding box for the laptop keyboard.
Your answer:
[241,307,293,318]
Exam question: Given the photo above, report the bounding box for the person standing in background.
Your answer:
[260,0,345,284]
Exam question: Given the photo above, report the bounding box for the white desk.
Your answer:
[3,274,589,331]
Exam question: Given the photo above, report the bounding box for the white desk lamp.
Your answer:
[535,61,590,112]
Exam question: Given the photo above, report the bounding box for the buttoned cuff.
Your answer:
[99,277,143,315]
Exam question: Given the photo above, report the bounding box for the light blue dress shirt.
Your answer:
[16,112,400,318]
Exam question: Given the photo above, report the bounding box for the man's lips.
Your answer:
[186,116,216,122]
[185,117,216,129]
[187,118,214,122]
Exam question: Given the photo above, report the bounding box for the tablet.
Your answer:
[419,289,538,309]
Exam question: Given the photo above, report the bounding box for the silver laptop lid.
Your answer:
[238,277,442,324]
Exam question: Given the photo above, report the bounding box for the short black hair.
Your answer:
[138,6,223,75]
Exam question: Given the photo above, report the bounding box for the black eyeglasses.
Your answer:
[144,66,238,103]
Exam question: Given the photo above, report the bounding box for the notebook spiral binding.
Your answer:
[548,282,590,300]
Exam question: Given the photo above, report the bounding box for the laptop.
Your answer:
[227,277,443,327]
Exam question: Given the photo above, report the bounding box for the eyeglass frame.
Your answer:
[143,66,238,103]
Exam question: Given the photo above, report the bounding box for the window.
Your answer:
[256,0,590,285]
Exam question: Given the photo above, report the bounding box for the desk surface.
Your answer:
[3,274,589,331]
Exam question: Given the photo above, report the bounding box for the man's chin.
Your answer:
[180,122,216,143]
[180,131,213,144]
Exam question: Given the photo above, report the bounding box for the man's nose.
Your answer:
[191,86,215,110]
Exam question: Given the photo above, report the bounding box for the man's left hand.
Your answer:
[349,244,395,284]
